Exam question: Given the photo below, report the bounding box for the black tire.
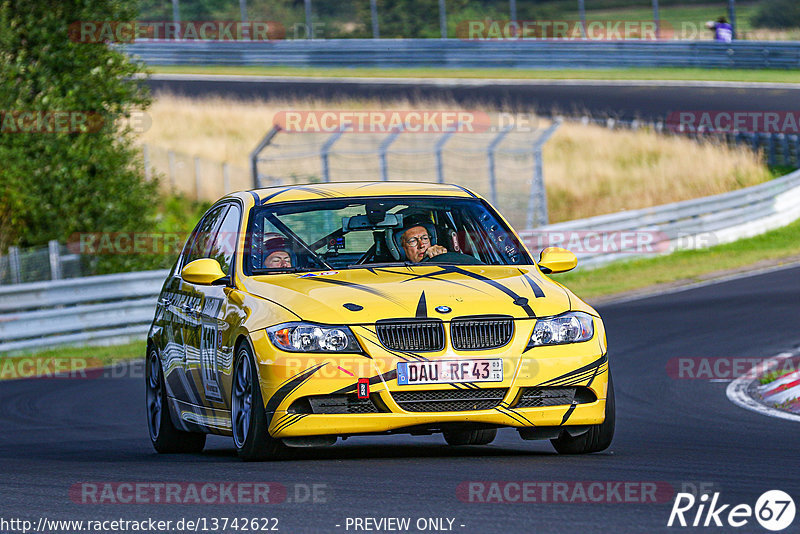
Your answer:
[551,373,615,454]
[231,344,287,461]
[443,428,497,446]
[145,348,206,454]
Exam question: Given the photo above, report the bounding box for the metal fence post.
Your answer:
[439,0,447,39]
[370,0,379,39]
[305,0,314,39]
[527,120,561,229]
[379,127,403,181]
[194,156,202,200]
[320,127,349,182]
[143,144,151,182]
[250,126,282,189]
[8,246,21,285]
[48,240,62,281]
[239,0,249,39]
[434,127,459,183]
[728,0,737,40]
[223,162,231,194]
[652,0,660,39]
[488,125,514,206]
[168,150,176,189]
[578,0,587,38]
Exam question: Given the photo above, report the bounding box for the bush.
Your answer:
[0,0,157,257]
[752,0,800,29]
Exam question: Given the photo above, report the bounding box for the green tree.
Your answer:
[0,0,157,263]
[752,0,800,29]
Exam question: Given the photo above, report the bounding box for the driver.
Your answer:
[401,225,447,262]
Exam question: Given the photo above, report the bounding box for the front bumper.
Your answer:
[250,319,609,438]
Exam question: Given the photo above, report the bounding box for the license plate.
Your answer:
[397,359,503,385]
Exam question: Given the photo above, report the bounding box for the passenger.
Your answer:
[262,234,292,268]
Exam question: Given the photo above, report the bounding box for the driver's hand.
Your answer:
[425,245,448,258]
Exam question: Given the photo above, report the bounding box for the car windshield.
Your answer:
[245,196,531,273]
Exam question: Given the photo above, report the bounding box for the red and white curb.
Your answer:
[726,351,800,423]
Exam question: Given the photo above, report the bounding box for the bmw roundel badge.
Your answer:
[435,305,452,314]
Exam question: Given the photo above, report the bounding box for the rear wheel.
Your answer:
[145,348,206,453]
[231,344,287,461]
[443,428,497,446]
[551,373,615,454]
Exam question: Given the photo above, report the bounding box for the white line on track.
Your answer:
[726,351,800,423]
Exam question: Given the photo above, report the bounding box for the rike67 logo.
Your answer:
[668,490,795,531]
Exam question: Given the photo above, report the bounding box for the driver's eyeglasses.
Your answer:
[404,235,430,247]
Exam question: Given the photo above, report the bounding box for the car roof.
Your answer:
[224,181,478,206]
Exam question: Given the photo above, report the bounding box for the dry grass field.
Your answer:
[138,94,771,225]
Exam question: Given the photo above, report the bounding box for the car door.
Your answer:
[177,204,229,407]
[155,212,219,406]
[183,202,243,411]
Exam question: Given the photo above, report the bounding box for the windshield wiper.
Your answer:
[252,267,318,275]
[347,262,415,269]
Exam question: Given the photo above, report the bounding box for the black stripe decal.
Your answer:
[519,269,546,298]
[415,291,427,318]
[303,276,410,310]
[376,268,493,295]
[560,404,577,425]
[264,363,328,424]
[432,266,537,317]
[536,355,608,387]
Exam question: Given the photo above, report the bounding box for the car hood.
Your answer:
[240,265,572,326]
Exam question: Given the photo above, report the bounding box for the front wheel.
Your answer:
[551,373,615,454]
[231,344,287,461]
[145,348,206,454]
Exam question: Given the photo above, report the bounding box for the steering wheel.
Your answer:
[420,251,484,265]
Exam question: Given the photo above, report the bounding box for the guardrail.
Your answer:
[3,168,800,353]
[0,270,168,353]
[518,168,800,268]
[125,39,800,70]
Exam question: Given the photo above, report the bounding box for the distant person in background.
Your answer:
[706,17,733,43]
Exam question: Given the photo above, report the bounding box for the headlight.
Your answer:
[266,322,362,353]
[528,312,594,347]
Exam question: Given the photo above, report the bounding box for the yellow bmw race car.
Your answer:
[145,182,613,460]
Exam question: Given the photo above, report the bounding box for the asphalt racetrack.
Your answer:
[147,75,800,121]
[1,264,799,533]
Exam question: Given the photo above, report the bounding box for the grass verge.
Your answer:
[150,65,800,84]
[558,217,800,301]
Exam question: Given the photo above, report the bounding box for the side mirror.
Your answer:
[538,247,577,274]
[181,258,226,285]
